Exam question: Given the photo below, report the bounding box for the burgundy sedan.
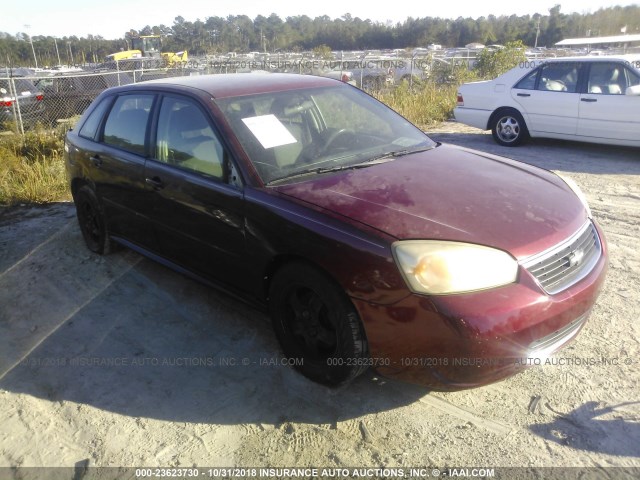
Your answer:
[64,73,607,390]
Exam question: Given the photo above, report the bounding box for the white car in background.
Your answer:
[454,55,640,147]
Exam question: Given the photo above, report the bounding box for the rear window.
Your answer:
[1,79,38,95]
[78,76,109,90]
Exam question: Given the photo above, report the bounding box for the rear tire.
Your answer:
[491,108,529,147]
[74,185,113,255]
[269,262,369,386]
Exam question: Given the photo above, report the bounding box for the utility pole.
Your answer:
[24,24,38,68]
[67,41,74,65]
[534,19,541,48]
[54,37,61,65]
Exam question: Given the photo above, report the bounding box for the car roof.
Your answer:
[544,54,640,63]
[493,53,640,83]
[123,73,342,98]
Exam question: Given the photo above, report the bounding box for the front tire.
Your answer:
[74,185,112,255]
[491,108,529,147]
[269,262,369,386]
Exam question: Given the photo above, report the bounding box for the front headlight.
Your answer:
[556,174,592,219]
[392,241,518,295]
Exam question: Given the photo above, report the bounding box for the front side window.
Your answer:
[103,94,154,155]
[587,62,639,95]
[537,63,579,93]
[155,96,225,180]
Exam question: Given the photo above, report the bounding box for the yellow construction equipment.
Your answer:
[105,35,187,66]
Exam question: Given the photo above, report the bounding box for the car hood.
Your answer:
[272,144,588,260]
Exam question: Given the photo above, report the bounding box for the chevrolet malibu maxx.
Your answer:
[65,73,607,389]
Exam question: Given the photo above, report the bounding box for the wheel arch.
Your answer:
[263,254,343,303]
[487,106,526,130]
[263,253,372,351]
[70,177,90,199]
[266,255,371,385]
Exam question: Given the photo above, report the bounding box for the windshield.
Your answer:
[132,36,161,54]
[216,85,435,184]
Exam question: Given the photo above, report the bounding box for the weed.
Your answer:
[0,126,70,206]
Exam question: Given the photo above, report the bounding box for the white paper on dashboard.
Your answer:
[241,114,297,149]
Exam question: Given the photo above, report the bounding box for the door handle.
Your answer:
[581,98,597,102]
[89,155,102,167]
[517,93,531,97]
[145,176,165,190]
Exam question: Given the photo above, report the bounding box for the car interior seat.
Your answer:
[225,101,278,180]
[270,97,308,167]
[589,66,624,95]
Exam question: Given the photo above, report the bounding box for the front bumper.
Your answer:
[353,221,608,390]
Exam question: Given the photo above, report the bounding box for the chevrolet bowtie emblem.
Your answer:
[567,249,585,267]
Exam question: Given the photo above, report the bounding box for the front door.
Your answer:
[143,95,248,291]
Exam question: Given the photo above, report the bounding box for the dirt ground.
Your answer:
[0,122,638,475]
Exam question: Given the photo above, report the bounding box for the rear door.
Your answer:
[577,61,640,142]
[91,93,157,246]
[511,61,583,135]
[143,94,249,290]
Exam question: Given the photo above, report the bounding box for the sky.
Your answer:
[1,0,638,40]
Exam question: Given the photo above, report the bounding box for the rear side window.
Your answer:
[514,69,539,90]
[103,94,154,155]
[78,97,112,139]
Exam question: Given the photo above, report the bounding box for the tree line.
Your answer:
[1,4,638,67]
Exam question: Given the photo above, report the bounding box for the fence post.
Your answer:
[8,77,25,135]
[116,60,122,85]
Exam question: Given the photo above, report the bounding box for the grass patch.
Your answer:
[375,80,459,129]
[0,126,70,206]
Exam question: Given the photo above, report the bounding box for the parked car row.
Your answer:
[313,60,395,89]
[33,72,133,125]
[0,78,45,130]
[0,72,137,131]
[454,54,640,147]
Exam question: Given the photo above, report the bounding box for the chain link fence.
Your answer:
[1,67,193,134]
[1,53,461,135]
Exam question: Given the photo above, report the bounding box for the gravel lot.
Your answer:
[0,122,638,475]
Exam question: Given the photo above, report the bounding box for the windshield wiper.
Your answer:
[266,168,329,185]
[265,145,436,186]
[316,156,397,174]
[267,156,397,185]
[369,144,437,161]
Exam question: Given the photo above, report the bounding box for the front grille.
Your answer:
[522,221,601,295]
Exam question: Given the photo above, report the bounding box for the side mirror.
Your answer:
[626,84,640,96]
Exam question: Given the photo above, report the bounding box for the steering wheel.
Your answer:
[319,128,353,155]
[295,129,353,166]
